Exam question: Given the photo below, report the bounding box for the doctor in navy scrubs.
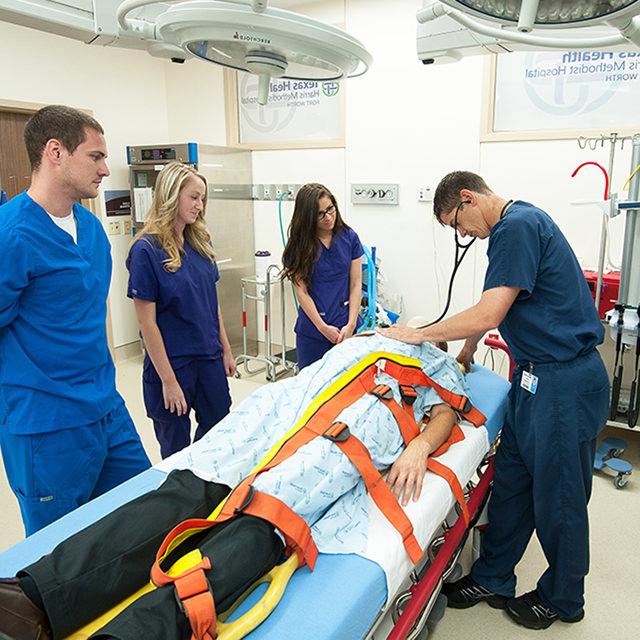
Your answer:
[0,105,150,535]
[282,183,363,369]
[380,171,609,631]
[126,162,235,459]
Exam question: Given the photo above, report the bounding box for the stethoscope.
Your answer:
[421,199,513,328]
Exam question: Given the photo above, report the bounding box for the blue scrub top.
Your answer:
[483,200,603,365]
[126,236,222,366]
[0,192,121,435]
[294,227,364,338]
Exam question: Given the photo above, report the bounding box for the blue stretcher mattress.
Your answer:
[0,365,509,640]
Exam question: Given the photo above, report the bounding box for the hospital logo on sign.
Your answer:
[322,81,340,97]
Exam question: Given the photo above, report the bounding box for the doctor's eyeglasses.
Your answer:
[318,204,336,220]
[450,201,466,231]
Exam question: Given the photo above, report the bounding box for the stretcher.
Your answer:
[0,364,509,640]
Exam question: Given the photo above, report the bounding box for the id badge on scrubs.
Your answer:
[521,370,538,394]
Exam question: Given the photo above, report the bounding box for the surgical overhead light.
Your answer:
[418,0,640,49]
[442,0,640,29]
[117,0,372,105]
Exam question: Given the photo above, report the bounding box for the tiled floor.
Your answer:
[1,357,639,638]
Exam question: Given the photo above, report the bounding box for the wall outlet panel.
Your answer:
[417,186,433,202]
[253,184,302,201]
[351,183,399,205]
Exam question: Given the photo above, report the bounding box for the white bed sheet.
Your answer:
[364,422,490,596]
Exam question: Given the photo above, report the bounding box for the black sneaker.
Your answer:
[441,574,508,609]
[506,590,585,630]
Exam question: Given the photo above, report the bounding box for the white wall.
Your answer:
[480,140,630,274]
[164,62,227,145]
[250,0,631,357]
[251,0,485,350]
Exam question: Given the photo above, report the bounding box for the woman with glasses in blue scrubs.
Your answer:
[126,162,235,459]
[282,183,363,369]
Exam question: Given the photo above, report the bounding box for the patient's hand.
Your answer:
[387,439,431,507]
[456,343,477,373]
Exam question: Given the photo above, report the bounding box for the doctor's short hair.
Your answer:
[24,105,104,171]
[433,171,492,225]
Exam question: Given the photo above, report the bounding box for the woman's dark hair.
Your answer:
[282,183,349,287]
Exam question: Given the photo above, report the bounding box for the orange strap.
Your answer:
[175,568,218,640]
[152,519,215,587]
[370,384,421,446]
[381,360,487,427]
[151,552,217,640]
[326,422,424,564]
[217,484,318,570]
[150,355,484,637]
[150,487,318,640]
[427,456,470,525]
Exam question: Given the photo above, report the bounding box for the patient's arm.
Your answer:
[386,403,457,507]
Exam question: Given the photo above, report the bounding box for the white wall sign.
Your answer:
[492,50,640,135]
[236,71,344,148]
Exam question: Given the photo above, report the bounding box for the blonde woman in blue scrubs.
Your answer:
[282,183,363,369]
[126,162,235,459]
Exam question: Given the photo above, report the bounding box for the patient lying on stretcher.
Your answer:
[0,334,485,640]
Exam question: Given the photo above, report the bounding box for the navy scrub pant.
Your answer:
[0,402,151,536]
[471,349,609,618]
[296,333,334,370]
[143,357,232,459]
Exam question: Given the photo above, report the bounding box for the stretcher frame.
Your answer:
[354,451,495,640]
[378,333,513,640]
[0,360,507,640]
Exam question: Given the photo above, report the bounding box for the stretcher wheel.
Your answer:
[614,474,630,489]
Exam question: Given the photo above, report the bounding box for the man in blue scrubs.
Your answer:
[0,105,150,535]
[380,171,609,630]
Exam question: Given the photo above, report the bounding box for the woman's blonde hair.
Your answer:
[132,162,215,272]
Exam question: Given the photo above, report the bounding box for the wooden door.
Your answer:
[0,110,31,199]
